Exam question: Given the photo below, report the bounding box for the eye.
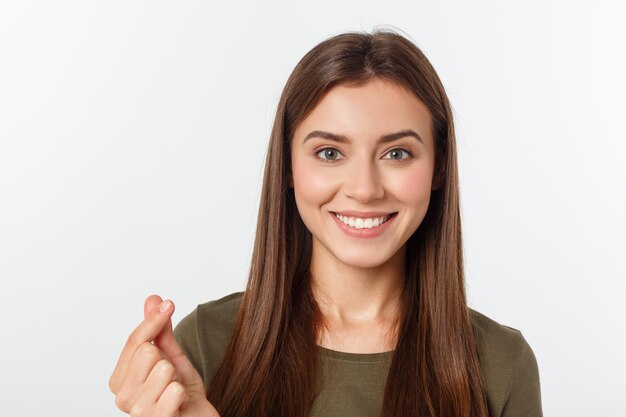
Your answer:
[383,148,413,161]
[315,147,345,162]
[313,147,413,163]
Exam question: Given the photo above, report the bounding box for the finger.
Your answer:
[130,358,181,417]
[144,294,165,319]
[154,381,186,417]
[152,301,201,387]
[115,342,170,412]
[109,295,175,393]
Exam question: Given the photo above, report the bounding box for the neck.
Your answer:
[309,243,406,353]
[309,243,406,325]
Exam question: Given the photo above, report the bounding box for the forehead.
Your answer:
[293,78,433,143]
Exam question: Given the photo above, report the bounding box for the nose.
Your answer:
[343,158,385,203]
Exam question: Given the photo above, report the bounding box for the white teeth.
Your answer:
[335,213,392,229]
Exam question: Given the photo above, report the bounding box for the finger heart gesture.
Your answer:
[109,295,220,417]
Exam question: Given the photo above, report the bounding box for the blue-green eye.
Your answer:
[314,147,413,162]
[315,148,345,162]
[383,148,413,161]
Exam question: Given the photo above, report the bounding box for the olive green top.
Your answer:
[173,292,543,417]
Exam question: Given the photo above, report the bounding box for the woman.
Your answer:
[109,29,543,417]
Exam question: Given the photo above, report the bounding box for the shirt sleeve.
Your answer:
[500,332,544,417]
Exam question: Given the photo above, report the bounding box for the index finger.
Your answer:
[109,297,175,393]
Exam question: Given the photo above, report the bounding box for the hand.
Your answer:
[109,295,220,417]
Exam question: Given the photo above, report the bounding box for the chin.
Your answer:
[335,251,393,270]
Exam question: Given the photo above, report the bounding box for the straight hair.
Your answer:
[206,29,489,417]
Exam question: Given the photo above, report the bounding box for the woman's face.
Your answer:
[290,77,438,270]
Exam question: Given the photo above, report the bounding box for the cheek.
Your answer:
[292,156,337,205]
[387,164,433,208]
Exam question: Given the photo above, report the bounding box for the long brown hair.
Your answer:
[206,29,488,417]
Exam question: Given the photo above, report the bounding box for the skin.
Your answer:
[109,295,220,417]
[290,77,439,353]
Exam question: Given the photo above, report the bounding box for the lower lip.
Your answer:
[330,212,398,238]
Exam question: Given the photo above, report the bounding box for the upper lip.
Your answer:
[331,210,397,218]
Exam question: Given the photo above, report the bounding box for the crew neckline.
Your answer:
[317,345,394,362]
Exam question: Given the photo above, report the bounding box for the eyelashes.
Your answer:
[314,147,414,163]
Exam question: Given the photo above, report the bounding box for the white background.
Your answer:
[1,1,624,416]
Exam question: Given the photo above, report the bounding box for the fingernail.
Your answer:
[159,300,172,313]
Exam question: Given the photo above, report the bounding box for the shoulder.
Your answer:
[176,291,244,346]
[195,291,244,340]
[195,291,244,319]
[468,307,525,359]
[174,291,244,334]
[468,307,543,417]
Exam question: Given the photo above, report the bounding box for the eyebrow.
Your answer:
[303,129,423,145]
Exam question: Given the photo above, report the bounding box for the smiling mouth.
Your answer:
[331,212,398,229]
